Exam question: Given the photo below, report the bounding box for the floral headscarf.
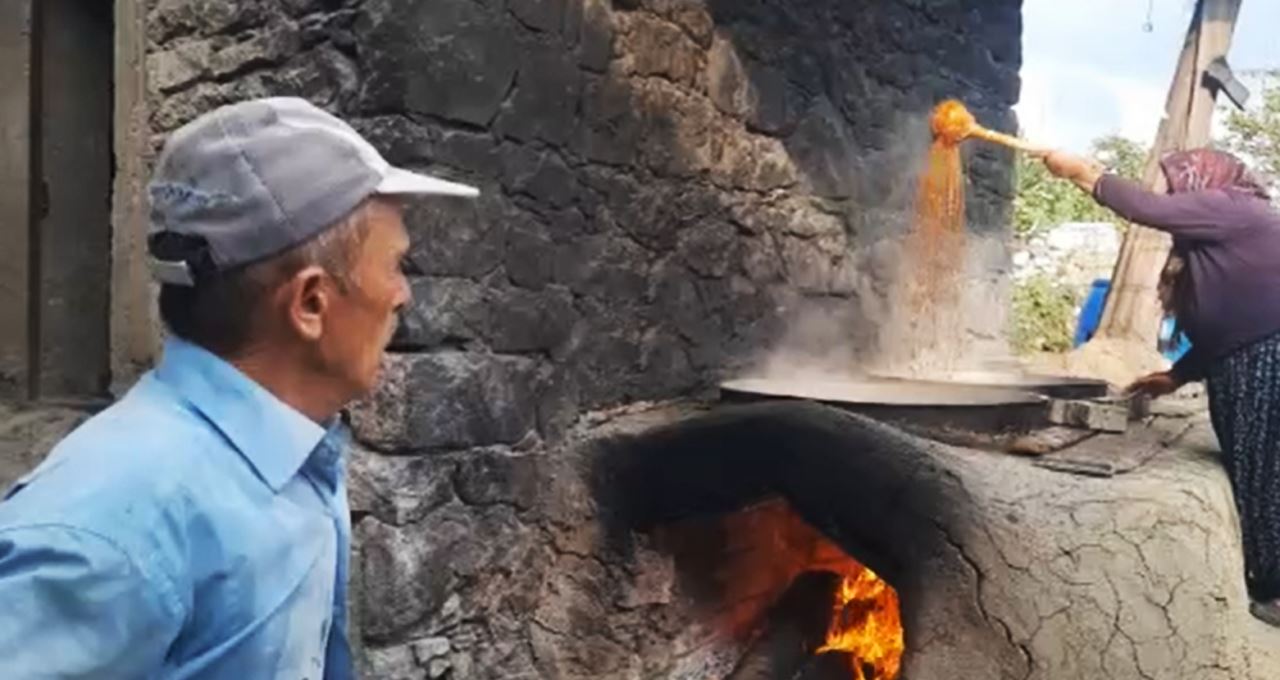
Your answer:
[1160,148,1269,198]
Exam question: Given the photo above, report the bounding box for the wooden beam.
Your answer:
[0,0,32,399]
[111,0,158,395]
[1093,0,1243,346]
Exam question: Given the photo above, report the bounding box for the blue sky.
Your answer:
[1017,0,1280,153]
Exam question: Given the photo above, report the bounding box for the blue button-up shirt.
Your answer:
[0,338,353,679]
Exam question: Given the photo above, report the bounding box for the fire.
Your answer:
[655,501,905,680]
[818,566,905,680]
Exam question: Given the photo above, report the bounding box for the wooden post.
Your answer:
[0,0,32,399]
[111,0,158,395]
[1092,0,1242,346]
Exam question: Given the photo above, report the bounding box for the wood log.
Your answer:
[725,571,843,680]
[792,651,859,680]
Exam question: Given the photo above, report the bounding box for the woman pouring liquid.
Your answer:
[1043,147,1280,626]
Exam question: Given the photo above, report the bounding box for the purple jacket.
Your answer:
[1094,175,1280,382]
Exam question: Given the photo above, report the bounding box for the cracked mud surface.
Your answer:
[590,401,1280,679]
[886,407,1280,679]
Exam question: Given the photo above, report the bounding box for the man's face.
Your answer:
[321,198,411,397]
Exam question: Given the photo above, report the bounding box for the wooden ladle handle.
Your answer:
[968,127,1051,157]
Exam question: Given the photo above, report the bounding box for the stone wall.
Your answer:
[140,0,1023,676]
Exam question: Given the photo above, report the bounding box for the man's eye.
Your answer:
[399,255,422,276]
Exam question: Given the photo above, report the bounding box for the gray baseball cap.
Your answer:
[147,97,478,286]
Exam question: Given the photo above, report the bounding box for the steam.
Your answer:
[743,108,1009,382]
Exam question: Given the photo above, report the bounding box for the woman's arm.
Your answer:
[1042,151,1238,242]
[1043,151,1104,193]
[1170,345,1208,385]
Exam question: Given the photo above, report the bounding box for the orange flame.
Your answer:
[655,501,906,680]
[818,566,905,680]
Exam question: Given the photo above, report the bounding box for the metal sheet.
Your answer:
[720,378,1049,436]
[874,372,1110,400]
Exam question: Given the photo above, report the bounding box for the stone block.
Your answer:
[432,129,504,179]
[354,515,459,638]
[148,40,213,93]
[575,76,641,165]
[564,301,644,406]
[636,81,717,178]
[151,46,359,130]
[1049,399,1130,434]
[615,12,702,87]
[642,0,713,47]
[502,148,579,209]
[579,168,687,250]
[350,115,435,166]
[532,366,579,441]
[208,27,300,79]
[577,0,614,72]
[265,45,360,110]
[453,449,542,512]
[635,327,696,398]
[785,98,860,199]
[509,0,565,33]
[148,0,267,43]
[494,43,581,145]
[347,444,455,525]
[504,216,557,290]
[403,191,506,279]
[412,637,452,679]
[363,643,422,680]
[706,34,750,118]
[354,120,503,179]
[677,220,738,279]
[358,0,520,127]
[706,34,801,135]
[553,234,650,300]
[350,352,538,451]
[739,234,785,284]
[709,129,798,192]
[482,285,578,353]
[391,277,485,351]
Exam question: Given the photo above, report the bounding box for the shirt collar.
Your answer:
[155,336,328,492]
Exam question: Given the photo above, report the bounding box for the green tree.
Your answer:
[1220,70,1280,183]
[1012,135,1148,240]
[1092,135,1147,179]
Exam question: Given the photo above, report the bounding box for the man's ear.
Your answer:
[286,265,330,341]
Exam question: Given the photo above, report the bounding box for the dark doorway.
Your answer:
[24,0,114,400]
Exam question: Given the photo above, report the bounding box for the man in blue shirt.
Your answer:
[0,98,478,678]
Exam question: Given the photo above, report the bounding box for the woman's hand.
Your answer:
[1125,371,1182,399]
[1043,151,1104,193]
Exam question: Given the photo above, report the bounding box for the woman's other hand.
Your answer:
[1043,151,1104,193]
[1125,371,1182,399]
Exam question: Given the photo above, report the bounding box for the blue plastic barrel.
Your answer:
[1073,279,1110,348]
[1158,317,1192,362]
[1071,277,1192,361]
